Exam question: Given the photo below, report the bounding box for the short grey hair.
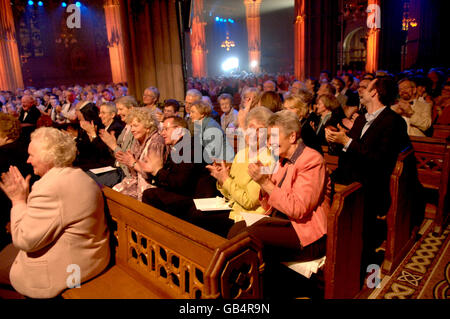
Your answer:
[31,127,77,167]
[115,95,138,109]
[144,86,160,99]
[99,101,117,114]
[185,89,202,101]
[268,110,302,142]
[218,93,233,103]
[245,106,273,129]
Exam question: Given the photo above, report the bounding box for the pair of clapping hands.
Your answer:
[206,161,231,185]
[115,143,164,176]
[206,160,269,186]
[0,166,31,235]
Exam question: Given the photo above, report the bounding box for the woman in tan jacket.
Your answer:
[0,127,110,299]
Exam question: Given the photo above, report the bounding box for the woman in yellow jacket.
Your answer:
[208,106,275,223]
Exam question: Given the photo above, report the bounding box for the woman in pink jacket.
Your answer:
[228,110,331,292]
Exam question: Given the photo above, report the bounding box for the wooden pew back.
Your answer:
[383,148,421,274]
[63,187,263,299]
[432,124,450,139]
[324,182,364,299]
[322,145,339,173]
[411,136,450,233]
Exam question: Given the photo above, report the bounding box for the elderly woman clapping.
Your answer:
[0,127,110,299]
[112,107,165,201]
[207,107,275,225]
[228,110,330,272]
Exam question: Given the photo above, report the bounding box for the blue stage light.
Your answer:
[61,2,67,7]
[38,1,43,6]
[220,18,224,22]
[28,0,34,5]
[75,1,81,7]
[215,17,219,22]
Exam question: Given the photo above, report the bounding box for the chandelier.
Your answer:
[401,1,418,31]
[221,32,235,51]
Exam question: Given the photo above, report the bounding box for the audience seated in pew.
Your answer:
[227,110,330,296]
[141,116,204,214]
[68,101,111,170]
[201,107,275,236]
[190,100,235,164]
[139,115,224,236]
[96,96,138,187]
[0,127,110,299]
[113,107,166,201]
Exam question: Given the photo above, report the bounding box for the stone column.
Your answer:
[190,0,207,78]
[104,0,127,83]
[0,0,24,91]
[244,0,261,74]
[294,0,306,81]
[365,0,381,73]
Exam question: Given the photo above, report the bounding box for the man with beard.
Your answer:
[391,78,432,137]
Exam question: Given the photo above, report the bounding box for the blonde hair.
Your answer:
[126,107,159,131]
[31,127,77,167]
[283,94,309,119]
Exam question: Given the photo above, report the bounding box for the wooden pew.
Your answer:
[324,182,364,299]
[411,136,450,234]
[62,186,263,299]
[432,124,450,139]
[322,145,338,172]
[283,182,364,299]
[382,148,421,275]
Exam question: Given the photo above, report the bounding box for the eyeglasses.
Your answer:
[161,125,179,132]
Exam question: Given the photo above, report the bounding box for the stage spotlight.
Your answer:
[215,17,219,22]
[28,0,34,5]
[250,60,258,68]
[62,2,67,7]
[37,1,43,6]
[75,1,81,7]
[222,57,239,72]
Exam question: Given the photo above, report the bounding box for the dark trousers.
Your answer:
[142,187,234,238]
[228,217,326,262]
[228,217,327,298]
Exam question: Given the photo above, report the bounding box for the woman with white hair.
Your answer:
[0,127,110,298]
[113,107,165,200]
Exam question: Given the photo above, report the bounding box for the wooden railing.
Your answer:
[62,186,264,299]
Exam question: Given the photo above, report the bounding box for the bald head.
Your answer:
[21,95,35,111]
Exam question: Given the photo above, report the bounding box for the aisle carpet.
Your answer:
[377,224,450,299]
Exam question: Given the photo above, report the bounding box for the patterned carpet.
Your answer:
[376,224,450,299]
